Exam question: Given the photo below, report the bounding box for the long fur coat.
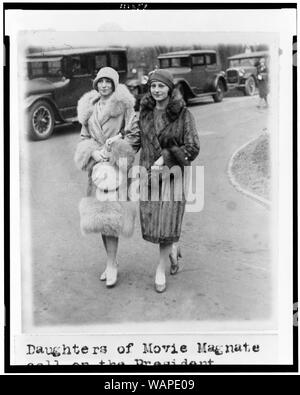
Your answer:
[139,89,200,172]
[74,84,140,238]
[138,89,200,244]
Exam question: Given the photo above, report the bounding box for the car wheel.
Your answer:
[213,80,224,102]
[27,100,55,140]
[244,76,256,96]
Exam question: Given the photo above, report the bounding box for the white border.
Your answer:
[4,6,296,368]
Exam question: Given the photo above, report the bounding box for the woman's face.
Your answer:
[150,81,170,102]
[97,78,114,97]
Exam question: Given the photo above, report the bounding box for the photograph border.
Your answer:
[3,1,298,374]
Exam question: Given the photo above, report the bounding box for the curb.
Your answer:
[227,133,271,210]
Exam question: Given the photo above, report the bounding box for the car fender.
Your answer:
[173,78,195,97]
[25,93,54,109]
[25,94,63,121]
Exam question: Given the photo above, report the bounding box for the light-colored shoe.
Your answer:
[100,260,118,281]
[155,270,166,293]
[106,265,118,288]
[100,270,107,281]
[155,282,166,293]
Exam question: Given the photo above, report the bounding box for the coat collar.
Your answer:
[77,84,135,125]
[140,88,185,122]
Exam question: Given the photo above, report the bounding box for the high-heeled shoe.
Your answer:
[155,282,166,293]
[155,271,166,293]
[106,265,118,288]
[100,260,118,281]
[169,244,182,275]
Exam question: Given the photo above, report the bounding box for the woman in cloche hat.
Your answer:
[74,67,140,288]
[139,69,200,293]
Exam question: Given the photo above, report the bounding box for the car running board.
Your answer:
[63,117,78,123]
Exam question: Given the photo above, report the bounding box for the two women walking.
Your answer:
[74,66,200,293]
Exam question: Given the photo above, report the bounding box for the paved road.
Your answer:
[21,95,272,329]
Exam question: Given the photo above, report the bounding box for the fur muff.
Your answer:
[78,136,137,238]
[79,197,136,238]
[74,138,100,171]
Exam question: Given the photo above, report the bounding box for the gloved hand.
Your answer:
[105,133,122,150]
[160,135,178,149]
[92,149,109,162]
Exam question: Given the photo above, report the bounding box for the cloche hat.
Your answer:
[93,67,119,91]
[148,69,174,91]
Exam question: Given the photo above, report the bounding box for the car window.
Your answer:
[111,53,127,72]
[229,60,240,67]
[170,58,182,67]
[240,58,256,67]
[48,60,62,76]
[160,58,170,68]
[71,55,90,76]
[192,55,205,66]
[205,53,216,65]
[27,59,63,79]
[95,53,108,71]
[159,57,190,68]
[30,61,44,77]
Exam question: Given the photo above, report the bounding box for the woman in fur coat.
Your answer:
[74,67,140,288]
[256,57,269,108]
[139,69,200,293]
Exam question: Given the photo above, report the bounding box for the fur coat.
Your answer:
[139,89,200,172]
[74,84,140,238]
[138,89,200,244]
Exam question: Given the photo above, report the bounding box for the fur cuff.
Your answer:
[74,139,101,171]
[109,139,135,171]
[161,148,178,168]
[79,197,136,238]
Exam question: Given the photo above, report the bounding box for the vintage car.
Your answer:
[225,50,269,96]
[157,50,227,103]
[24,47,128,140]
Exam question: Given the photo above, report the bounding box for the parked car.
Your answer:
[157,50,227,103]
[24,47,128,140]
[225,50,269,96]
[126,50,227,108]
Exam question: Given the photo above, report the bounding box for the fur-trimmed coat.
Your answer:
[74,84,140,172]
[74,84,140,238]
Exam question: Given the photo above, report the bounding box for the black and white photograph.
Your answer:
[4,4,297,372]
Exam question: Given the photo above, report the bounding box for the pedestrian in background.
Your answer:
[256,57,269,108]
[74,67,140,288]
[139,69,200,293]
